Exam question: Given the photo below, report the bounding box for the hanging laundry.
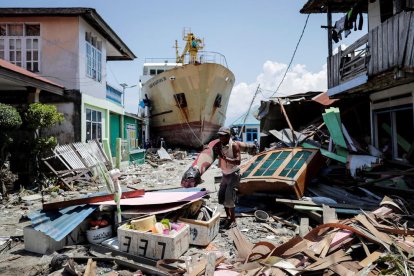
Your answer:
[331,0,364,43]
[345,1,364,32]
[332,16,350,43]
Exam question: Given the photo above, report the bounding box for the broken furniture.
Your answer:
[239,147,324,198]
[43,140,112,190]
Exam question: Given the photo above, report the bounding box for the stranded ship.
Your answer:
[140,31,235,148]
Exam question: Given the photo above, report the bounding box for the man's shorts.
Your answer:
[218,170,240,208]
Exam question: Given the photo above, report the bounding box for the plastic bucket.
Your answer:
[254,210,269,222]
[86,225,113,244]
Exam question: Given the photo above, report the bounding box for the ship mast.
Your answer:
[176,31,204,64]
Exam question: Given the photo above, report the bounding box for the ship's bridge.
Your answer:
[140,58,181,84]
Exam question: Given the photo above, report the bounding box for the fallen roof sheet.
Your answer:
[311,91,338,106]
[94,191,207,206]
[28,204,97,241]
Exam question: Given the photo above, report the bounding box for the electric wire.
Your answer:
[230,15,311,130]
[269,14,310,98]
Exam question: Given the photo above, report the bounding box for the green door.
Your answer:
[110,113,121,157]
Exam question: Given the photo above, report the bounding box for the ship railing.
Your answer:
[143,57,177,64]
[143,51,229,68]
[184,51,229,68]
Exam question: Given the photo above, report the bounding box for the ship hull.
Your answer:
[143,63,235,148]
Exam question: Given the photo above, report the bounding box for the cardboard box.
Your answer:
[178,212,220,246]
[117,223,190,260]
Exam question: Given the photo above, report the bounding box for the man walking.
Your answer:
[215,126,241,229]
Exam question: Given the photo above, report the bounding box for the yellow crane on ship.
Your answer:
[175,31,204,64]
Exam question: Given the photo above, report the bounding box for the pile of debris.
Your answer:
[226,197,414,275]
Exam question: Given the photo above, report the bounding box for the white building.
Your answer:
[0,8,136,144]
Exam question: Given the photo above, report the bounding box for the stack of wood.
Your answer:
[227,197,414,275]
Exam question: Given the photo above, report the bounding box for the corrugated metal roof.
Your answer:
[232,111,260,126]
[28,204,97,242]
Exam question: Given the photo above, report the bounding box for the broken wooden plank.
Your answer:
[84,258,96,276]
[299,218,309,237]
[204,252,217,276]
[272,215,298,230]
[147,160,159,168]
[277,98,297,145]
[298,209,323,223]
[42,189,145,211]
[73,256,169,276]
[90,244,157,267]
[302,142,347,163]
[358,236,371,258]
[359,251,383,267]
[294,205,361,215]
[43,159,74,191]
[228,227,254,259]
[355,214,393,245]
[276,198,374,211]
[323,205,338,224]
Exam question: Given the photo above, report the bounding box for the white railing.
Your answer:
[144,51,229,68]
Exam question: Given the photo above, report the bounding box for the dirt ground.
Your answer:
[0,152,295,275]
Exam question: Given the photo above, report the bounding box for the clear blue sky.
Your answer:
[1,0,365,123]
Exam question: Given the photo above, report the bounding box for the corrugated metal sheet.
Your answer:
[27,188,205,242]
[28,204,97,242]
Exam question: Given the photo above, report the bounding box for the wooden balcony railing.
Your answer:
[327,34,368,89]
[368,11,414,75]
[328,11,414,90]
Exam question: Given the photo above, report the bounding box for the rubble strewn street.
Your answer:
[0,145,413,275]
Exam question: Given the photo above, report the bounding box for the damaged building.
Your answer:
[257,91,371,153]
[300,0,414,164]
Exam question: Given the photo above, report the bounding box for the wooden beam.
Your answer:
[327,3,333,57]
[294,205,361,215]
[275,198,375,210]
[42,189,145,211]
[277,98,297,145]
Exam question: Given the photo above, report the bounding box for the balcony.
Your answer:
[328,34,368,91]
[328,11,414,96]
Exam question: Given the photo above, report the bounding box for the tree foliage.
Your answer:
[0,103,22,129]
[24,103,64,130]
[0,103,21,195]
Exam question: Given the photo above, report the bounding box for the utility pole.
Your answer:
[120,83,137,108]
